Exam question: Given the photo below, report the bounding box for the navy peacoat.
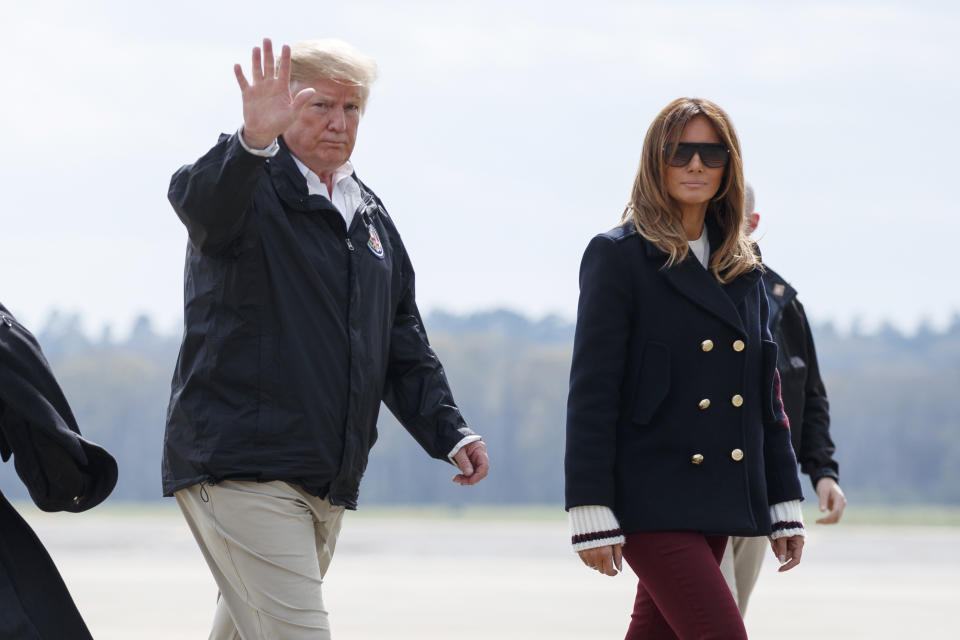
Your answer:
[565,220,803,537]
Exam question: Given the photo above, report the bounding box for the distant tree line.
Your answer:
[1,308,958,507]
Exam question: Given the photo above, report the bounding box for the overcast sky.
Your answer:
[3,0,958,337]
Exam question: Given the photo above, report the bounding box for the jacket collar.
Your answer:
[761,265,797,305]
[267,138,343,215]
[644,214,761,335]
[760,265,796,328]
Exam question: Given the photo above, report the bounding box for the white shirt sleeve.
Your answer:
[447,435,483,462]
[236,126,279,157]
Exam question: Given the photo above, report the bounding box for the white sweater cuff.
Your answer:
[769,499,805,539]
[568,505,625,552]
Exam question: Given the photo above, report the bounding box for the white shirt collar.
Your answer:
[289,156,363,227]
[290,156,356,198]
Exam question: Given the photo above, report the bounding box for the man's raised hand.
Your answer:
[234,38,315,149]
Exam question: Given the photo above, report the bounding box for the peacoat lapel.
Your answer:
[644,216,760,335]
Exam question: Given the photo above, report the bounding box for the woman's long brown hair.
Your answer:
[622,97,759,283]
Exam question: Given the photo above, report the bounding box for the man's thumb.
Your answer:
[457,452,473,476]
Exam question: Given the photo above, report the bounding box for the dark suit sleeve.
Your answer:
[793,300,839,489]
[168,133,266,253]
[759,286,804,505]
[381,246,475,461]
[565,235,632,510]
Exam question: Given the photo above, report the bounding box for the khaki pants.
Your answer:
[176,480,345,640]
[719,535,768,616]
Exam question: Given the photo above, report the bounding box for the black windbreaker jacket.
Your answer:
[763,267,839,489]
[162,133,474,507]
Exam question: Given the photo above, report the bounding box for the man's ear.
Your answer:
[746,212,760,235]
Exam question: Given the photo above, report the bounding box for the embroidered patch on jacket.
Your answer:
[772,283,786,297]
[367,224,385,259]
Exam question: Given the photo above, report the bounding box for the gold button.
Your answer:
[731,448,744,461]
[701,339,714,352]
[733,339,745,352]
[731,394,744,407]
[691,454,704,465]
[698,398,711,410]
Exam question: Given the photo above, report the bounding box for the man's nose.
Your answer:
[328,106,347,131]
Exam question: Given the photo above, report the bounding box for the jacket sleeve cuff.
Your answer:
[769,499,805,540]
[569,505,625,552]
[810,468,839,491]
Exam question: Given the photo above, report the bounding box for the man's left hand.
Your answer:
[815,477,847,524]
[452,440,489,486]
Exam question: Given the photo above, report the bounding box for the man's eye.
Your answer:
[345,104,359,112]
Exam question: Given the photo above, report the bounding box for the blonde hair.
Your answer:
[288,39,378,112]
[622,97,759,283]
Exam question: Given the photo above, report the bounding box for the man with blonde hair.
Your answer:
[163,38,489,638]
[719,182,846,614]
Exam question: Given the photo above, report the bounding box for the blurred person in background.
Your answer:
[565,97,805,639]
[163,38,488,639]
[719,183,846,614]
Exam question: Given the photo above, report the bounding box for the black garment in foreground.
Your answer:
[762,267,839,489]
[0,302,118,639]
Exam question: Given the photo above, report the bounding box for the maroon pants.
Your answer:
[621,531,747,640]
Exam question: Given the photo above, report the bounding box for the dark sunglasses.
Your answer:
[664,142,730,168]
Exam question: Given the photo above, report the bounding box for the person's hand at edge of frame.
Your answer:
[814,477,847,524]
[770,534,804,572]
[577,544,623,577]
[452,440,489,486]
[234,38,316,150]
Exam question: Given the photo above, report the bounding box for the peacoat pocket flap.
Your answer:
[761,339,782,422]
[632,340,671,425]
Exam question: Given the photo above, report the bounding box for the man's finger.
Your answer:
[469,449,490,482]
[277,44,292,83]
[251,46,263,81]
[262,38,275,79]
[816,491,846,524]
[456,450,474,476]
[816,503,843,524]
[234,64,249,91]
[816,510,839,524]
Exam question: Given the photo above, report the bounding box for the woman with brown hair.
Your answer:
[564,97,805,639]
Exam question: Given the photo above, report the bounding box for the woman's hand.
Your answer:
[577,543,623,576]
[769,534,804,572]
